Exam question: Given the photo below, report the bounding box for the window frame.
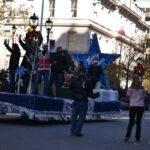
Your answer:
[49,0,55,17]
[68,31,76,51]
[71,0,78,17]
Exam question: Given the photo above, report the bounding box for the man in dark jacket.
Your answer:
[88,60,102,88]
[19,35,36,94]
[4,40,21,93]
[49,46,68,97]
[70,68,99,136]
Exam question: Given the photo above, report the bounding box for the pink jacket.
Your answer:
[127,86,145,107]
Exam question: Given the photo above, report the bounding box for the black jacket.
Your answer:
[4,42,20,71]
[19,39,35,71]
[88,65,102,82]
[51,52,68,73]
[70,75,99,102]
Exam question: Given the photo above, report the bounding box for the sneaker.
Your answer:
[76,133,84,136]
[124,137,129,142]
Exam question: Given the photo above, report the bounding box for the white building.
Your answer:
[135,0,150,58]
[0,0,149,86]
[135,0,150,25]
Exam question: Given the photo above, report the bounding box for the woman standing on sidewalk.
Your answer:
[124,75,146,142]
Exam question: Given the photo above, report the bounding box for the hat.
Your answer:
[56,46,62,52]
[92,60,98,65]
[42,43,48,48]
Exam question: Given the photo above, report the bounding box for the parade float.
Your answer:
[0,34,120,121]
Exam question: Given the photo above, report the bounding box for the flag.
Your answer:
[118,27,126,36]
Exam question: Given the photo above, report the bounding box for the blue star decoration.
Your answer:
[71,34,120,89]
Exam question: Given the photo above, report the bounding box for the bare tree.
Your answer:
[114,36,144,88]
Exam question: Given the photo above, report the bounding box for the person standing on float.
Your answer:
[32,43,50,96]
[49,46,68,97]
[4,40,21,93]
[19,35,37,94]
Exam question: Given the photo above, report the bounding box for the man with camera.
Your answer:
[70,68,99,136]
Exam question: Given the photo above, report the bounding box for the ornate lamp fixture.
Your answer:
[45,18,53,44]
[29,13,39,29]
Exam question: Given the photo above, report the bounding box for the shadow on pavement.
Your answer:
[0,114,118,126]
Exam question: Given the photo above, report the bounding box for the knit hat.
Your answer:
[92,60,98,65]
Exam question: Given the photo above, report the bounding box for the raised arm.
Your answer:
[4,40,13,53]
[19,35,29,51]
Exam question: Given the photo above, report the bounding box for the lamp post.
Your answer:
[29,13,39,29]
[28,13,39,94]
[45,18,53,44]
[12,24,16,43]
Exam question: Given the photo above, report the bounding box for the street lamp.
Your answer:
[29,13,39,29]
[45,18,53,44]
[12,24,17,43]
[28,13,39,95]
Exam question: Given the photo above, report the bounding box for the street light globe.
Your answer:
[29,13,39,29]
[45,18,53,31]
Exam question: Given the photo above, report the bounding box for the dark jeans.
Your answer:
[71,101,88,134]
[20,71,30,94]
[125,107,144,140]
[9,71,16,93]
[49,72,62,97]
[32,70,50,96]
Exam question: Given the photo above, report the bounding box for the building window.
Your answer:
[145,11,150,21]
[49,0,55,17]
[68,31,76,51]
[71,0,77,17]
[146,39,150,48]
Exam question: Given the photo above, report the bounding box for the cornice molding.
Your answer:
[101,1,149,30]
[4,18,148,45]
[119,4,141,19]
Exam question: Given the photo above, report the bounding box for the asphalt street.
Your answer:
[0,111,150,150]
